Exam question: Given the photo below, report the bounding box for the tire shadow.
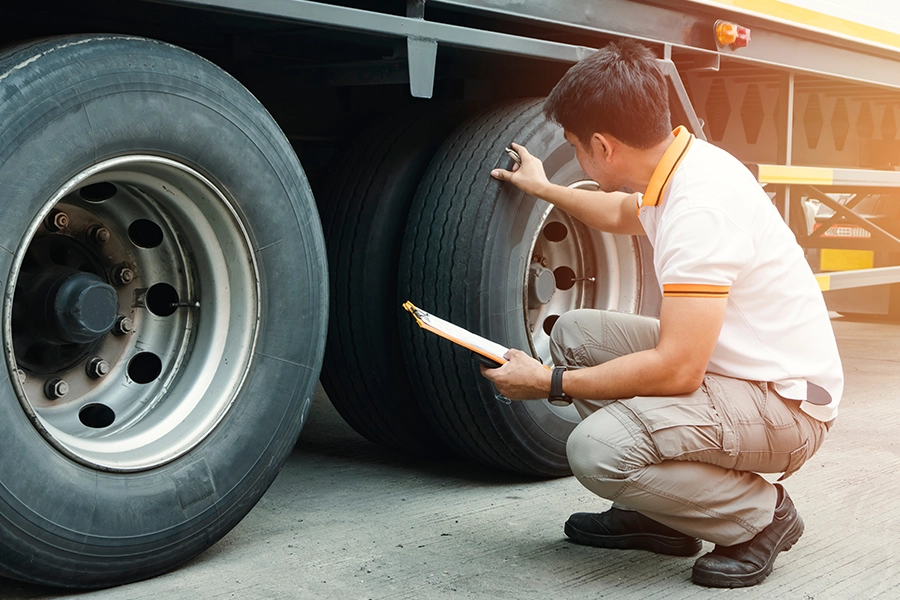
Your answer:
[0,578,76,599]
[290,385,555,487]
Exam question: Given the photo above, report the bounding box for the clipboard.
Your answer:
[403,301,508,368]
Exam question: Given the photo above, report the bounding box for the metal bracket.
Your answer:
[799,185,900,253]
[407,0,426,19]
[775,73,795,226]
[406,0,436,98]
[681,53,720,73]
[407,37,438,98]
[806,194,864,241]
[657,59,706,141]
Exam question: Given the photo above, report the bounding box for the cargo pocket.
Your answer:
[620,385,731,462]
[778,439,809,480]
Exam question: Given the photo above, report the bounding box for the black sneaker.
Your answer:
[564,507,703,556]
[691,484,804,588]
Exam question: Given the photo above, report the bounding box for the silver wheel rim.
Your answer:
[3,156,260,471]
[524,180,644,419]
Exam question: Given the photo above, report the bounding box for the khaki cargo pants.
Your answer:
[551,309,830,546]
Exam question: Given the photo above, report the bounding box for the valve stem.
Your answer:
[169,301,200,309]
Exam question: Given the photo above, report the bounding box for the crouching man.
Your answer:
[483,40,842,588]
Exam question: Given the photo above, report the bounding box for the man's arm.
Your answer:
[491,143,644,236]
[482,296,727,400]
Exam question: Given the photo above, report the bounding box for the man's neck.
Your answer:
[625,133,677,195]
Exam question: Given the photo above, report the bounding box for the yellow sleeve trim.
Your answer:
[663,284,730,298]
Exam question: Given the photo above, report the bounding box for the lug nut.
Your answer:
[86,357,111,379]
[113,315,134,336]
[88,225,111,244]
[44,378,69,400]
[46,210,69,232]
[113,264,135,286]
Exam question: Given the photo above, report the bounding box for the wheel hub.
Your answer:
[523,180,645,403]
[528,263,556,307]
[14,267,119,374]
[45,271,118,344]
[5,155,260,471]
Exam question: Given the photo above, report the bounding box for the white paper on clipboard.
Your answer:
[403,301,508,367]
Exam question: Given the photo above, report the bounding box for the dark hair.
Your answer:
[543,40,671,149]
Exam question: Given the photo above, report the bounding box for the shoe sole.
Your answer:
[691,513,805,588]
[564,521,703,557]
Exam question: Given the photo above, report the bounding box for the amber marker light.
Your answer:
[715,20,751,50]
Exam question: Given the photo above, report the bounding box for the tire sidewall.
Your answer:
[0,36,325,586]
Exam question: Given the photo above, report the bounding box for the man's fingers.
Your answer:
[505,348,527,360]
[510,142,531,160]
[491,168,512,180]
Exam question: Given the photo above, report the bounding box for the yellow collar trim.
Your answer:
[640,126,694,210]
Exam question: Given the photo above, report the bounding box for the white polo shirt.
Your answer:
[637,127,843,422]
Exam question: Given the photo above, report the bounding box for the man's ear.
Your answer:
[591,133,614,162]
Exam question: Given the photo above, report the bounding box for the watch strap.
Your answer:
[549,365,571,405]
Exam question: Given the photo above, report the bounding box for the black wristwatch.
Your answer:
[549,365,572,406]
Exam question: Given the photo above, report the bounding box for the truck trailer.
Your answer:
[1,0,898,588]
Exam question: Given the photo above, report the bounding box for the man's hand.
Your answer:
[491,142,551,198]
[490,142,644,236]
[518,296,727,402]
[480,348,552,400]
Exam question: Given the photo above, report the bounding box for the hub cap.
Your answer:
[3,156,260,471]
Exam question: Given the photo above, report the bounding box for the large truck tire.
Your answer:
[319,108,466,455]
[399,99,660,477]
[0,36,327,588]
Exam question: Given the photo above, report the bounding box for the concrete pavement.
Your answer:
[0,315,897,599]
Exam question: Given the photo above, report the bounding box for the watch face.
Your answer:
[549,398,572,406]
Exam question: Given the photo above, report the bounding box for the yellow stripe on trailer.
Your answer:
[816,274,831,292]
[754,165,833,185]
[698,0,900,51]
[750,164,900,187]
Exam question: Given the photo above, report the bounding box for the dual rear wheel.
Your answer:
[322,99,660,476]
